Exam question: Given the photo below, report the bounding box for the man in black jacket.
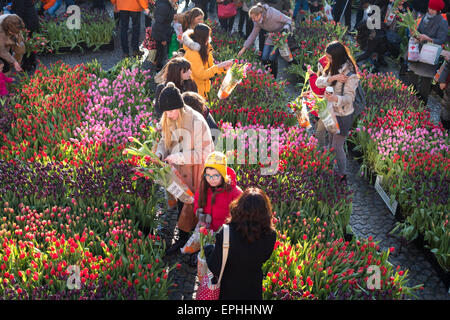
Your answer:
[152,0,177,71]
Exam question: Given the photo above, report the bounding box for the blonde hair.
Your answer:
[160,107,186,150]
[248,3,266,18]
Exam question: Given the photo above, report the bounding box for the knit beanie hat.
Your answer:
[428,0,445,11]
[159,82,185,113]
[204,152,229,183]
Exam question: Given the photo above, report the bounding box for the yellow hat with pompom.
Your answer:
[204,152,228,183]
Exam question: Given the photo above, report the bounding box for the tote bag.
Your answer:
[419,43,442,65]
[218,2,237,19]
[196,224,230,300]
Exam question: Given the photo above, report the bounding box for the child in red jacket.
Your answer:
[307,55,328,97]
[0,62,13,96]
[194,151,243,233]
[306,55,328,148]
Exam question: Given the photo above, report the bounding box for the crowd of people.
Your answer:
[0,0,447,300]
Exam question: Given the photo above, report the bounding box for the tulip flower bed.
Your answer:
[206,19,258,63]
[0,202,176,300]
[208,62,295,127]
[349,72,450,273]
[0,61,178,299]
[211,121,420,299]
[74,68,154,148]
[38,8,115,54]
[262,225,421,300]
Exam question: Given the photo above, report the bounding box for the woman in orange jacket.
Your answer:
[183,23,233,99]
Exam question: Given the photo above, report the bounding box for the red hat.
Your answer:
[428,0,445,11]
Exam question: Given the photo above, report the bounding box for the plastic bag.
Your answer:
[324,3,333,21]
[154,166,195,204]
[218,66,243,100]
[319,103,340,134]
[296,98,312,129]
[419,43,442,65]
[181,231,200,254]
[168,33,179,59]
[407,38,420,62]
[279,42,293,62]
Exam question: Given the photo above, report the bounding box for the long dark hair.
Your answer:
[323,41,358,86]
[190,23,211,64]
[198,167,232,210]
[162,57,192,89]
[227,187,275,243]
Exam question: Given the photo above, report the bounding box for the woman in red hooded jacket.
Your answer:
[193,151,243,232]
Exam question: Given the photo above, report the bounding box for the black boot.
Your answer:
[166,230,190,255]
[269,60,278,79]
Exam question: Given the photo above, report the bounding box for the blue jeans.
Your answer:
[293,0,309,18]
[47,0,62,16]
[261,44,279,62]
[119,11,141,54]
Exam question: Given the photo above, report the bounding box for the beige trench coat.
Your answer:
[156,105,214,232]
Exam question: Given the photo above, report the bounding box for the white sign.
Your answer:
[374,175,398,216]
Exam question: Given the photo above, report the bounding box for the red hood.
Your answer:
[319,56,328,68]
[226,167,237,187]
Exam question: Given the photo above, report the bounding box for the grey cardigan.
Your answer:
[243,4,292,49]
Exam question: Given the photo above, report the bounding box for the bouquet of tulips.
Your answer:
[124,126,195,204]
[218,62,249,99]
[197,225,215,280]
[384,0,406,25]
[23,31,51,57]
[288,73,312,128]
[270,31,293,62]
[397,9,419,38]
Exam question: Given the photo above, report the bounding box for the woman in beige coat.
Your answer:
[155,82,214,254]
[315,41,359,183]
[0,14,26,73]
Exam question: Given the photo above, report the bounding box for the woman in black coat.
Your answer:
[151,0,177,71]
[205,187,276,300]
[11,0,39,71]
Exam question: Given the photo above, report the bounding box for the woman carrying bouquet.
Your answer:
[153,57,198,120]
[155,82,214,255]
[204,187,276,300]
[237,3,292,78]
[315,41,359,183]
[183,23,233,98]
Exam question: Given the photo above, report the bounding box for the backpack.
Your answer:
[341,72,366,119]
